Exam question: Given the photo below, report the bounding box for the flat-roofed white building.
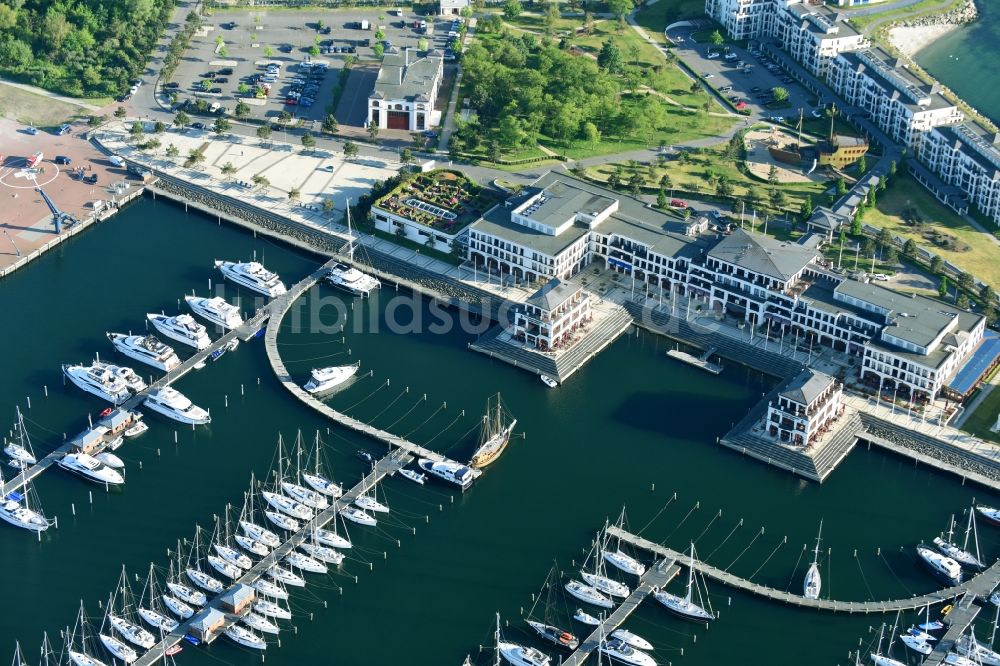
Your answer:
[766,369,844,447]
[512,279,592,351]
[368,49,443,131]
[918,122,1000,226]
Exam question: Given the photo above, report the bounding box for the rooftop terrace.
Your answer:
[374,170,502,234]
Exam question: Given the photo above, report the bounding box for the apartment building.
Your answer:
[766,369,844,447]
[511,279,593,352]
[918,122,1000,226]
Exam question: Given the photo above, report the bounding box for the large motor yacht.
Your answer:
[58,452,125,486]
[143,387,210,425]
[214,260,286,298]
[106,333,181,371]
[418,458,478,490]
[92,362,146,393]
[146,313,211,350]
[62,363,131,404]
[184,295,244,330]
[302,363,360,394]
[325,262,381,297]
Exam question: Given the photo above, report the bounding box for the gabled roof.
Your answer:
[525,278,582,312]
[708,229,819,281]
[372,51,442,102]
[780,369,836,406]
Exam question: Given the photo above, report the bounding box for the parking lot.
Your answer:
[668,26,818,123]
[163,8,460,126]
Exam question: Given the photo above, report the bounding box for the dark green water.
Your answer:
[917,1,1000,126]
[2,198,1000,665]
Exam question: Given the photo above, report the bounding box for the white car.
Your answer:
[702,73,714,79]
[872,273,890,281]
[706,52,720,59]
[812,109,824,118]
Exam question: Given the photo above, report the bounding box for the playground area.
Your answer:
[744,127,829,185]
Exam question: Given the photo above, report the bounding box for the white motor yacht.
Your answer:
[252,579,289,601]
[281,481,328,510]
[185,568,224,594]
[109,616,155,649]
[240,520,281,548]
[58,452,124,486]
[144,387,210,425]
[225,626,266,650]
[262,490,312,520]
[215,260,286,298]
[398,468,426,485]
[354,494,389,514]
[418,457,477,490]
[162,594,195,619]
[581,572,630,598]
[610,630,653,652]
[235,534,270,557]
[314,528,352,549]
[600,637,657,666]
[301,472,343,498]
[265,510,300,532]
[242,612,280,635]
[976,505,1000,526]
[916,545,962,586]
[499,641,551,666]
[285,551,326,574]
[340,506,376,527]
[122,420,148,438]
[254,599,292,620]
[184,295,244,330]
[0,494,50,532]
[267,565,305,588]
[165,582,205,607]
[95,452,124,470]
[300,542,344,565]
[136,608,177,633]
[303,363,360,394]
[146,313,211,350]
[604,549,645,576]
[99,634,137,664]
[214,544,253,570]
[208,554,242,580]
[92,362,146,393]
[62,363,131,404]
[325,262,381,297]
[564,580,613,609]
[107,333,181,372]
[573,609,600,626]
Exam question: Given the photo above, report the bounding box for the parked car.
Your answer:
[57,123,72,135]
[706,51,720,59]
[191,122,205,130]
[670,198,687,209]
[164,81,179,89]
[872,273,890,281]
[54,155,71,165]
[219,68,234,75]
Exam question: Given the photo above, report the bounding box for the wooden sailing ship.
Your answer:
[469,394,517,469]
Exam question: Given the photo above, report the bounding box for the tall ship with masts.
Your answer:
[469,394,517,469]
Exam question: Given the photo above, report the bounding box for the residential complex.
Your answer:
[468,174,990,404]
[917,122,1000,225]
[367,48,444,131]
[766,369,845,446]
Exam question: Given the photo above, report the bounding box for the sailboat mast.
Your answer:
[346,198,355,262]
[812,519,823,566]
[494,613,501,666]
[686,543,696,602]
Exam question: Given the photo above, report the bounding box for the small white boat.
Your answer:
[137,608,177,633]
[604,549,645,576]
[252,578,289,601]
[242,612,280,635]
[539,374,559,388]
[573,608,601,626]
[122,421,148,438]
[185,567,224,594]
[301,472,343,498]
[600,637,656,666]
[4,443,36,466]
[105,435,124,452]
[340,506,376,526]
[267,565,306,588]
[95,452,125,469]
[564,580,613,609]
[581,572,630,598]
[920,621,946,632]
[146,313,211,350]
[254,599,292,620]
[185,295,244,330]
[611,629,653,651]
[235,534,270,557]
[263,490,312,520]
[225,625,266,650]
[208,554,242,580]
[286,551,327,574]
[265,510,300,532]
[99,634,137,664]
[214,544,253,570]
[240,520,280,548]
[398,468,426,485]
[281,481,328,510]
[161,594,195,619]
[303,363,359,394]
[300,542,344,565]
[314,528,352,549]
[109,616,155,649]
[165,581,205,606]
[354,493,389,514]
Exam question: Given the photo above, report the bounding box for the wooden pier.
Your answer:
[921,590,983,666]
[132,446,415,666]
[561,558,680,665]
[609,526,1000,614]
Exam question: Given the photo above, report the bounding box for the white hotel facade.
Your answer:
[467,174,987,404]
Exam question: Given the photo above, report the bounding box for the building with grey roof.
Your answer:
[367,49,443,132]
[766,369,844,447]
[918,121,1000,226]
[439,0,469,14]
[805,206,850,240]
[513,278,592,352]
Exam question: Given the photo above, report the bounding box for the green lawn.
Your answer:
[848,0,966,32]
[960,380,1000,444]
[862,172,1000,290]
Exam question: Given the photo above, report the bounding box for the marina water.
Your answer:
[1,198,999,664]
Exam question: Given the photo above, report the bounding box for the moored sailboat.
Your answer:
[469,394,517,469]
[803,519,823,600]
[653,544,714,622]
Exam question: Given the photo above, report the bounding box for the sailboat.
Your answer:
[108,567,156,649]
[267,564,306,588]
[279,433,329,511]
[254,598,292,620]
[871,616,907,666]
[469,394,517,469]
[603,511,646,577]
[242,611,281,636]
[580,533,631,599]
[165,554,205,610]
[224,625,267,651]
[803,520,823,600]
[301,431,344,498]
[956,627,1000,665]
[325,200,381,297]
[564,579,613,609]
[5,408,37,466]
[98,592,140,664]
[0,410,52,533]
[137,563,179,634]
[899,626,935,655]
[525,565,580,650]
[252,577,289,601]
[354,485,390,514]
[653,545,714,622]
[496,612,551,666]
[66,602,110,666]
[934,509,984,569]
[10,642,27,666]
[240,474,282,548]
[185,527,225,595]
[286,550,327,575]
[213,506,254,570]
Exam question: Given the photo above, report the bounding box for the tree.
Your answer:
[129,121,144,142]
[373,42,385,58]
[958,271,975,294]
[343,141,359,160]
[769,188,787,210]
[771,87,788,103]
[708,30,725,46]
[374,28,386,41]
[411,132,427,150]
[219,45,228,57]
[200,78,211,92]
[544,3,560,35]
[857,154,867,174]
[879,175,887,192]
[861,237,875,259]
[597,39,623,74]
[367,121,380,143]
[930,255,944,275]
[608,0,633,18]
[487,141,501,163]
[903,238,917,259]
[321,114,339,135]
[264,45,274,58]
[288,188,301,202]
[689,81,701,94]
[939,276,949,299]
[767,165,778,185]
[252,174,270,191]
[234,102,251,119]
[322,199,335,215]
[836,176,847,196]
[213,117,231,135]
[418,38,429,51]
[400,148,413,166]
[582,121,600,147]
[238,82,250,96]
[889,160,897,178]
[607,170,622,190]
[957,293,971,310]
[301,132,316,152]
[114,106,127,119]
[981,285,996,309]
[257,124,272,143]
[657,188,668,209]
[221,161,237,179]
[583,11,595,34]
[627,172,644,194]
[503,0,523,19]
[278,111,292,123]
[850,214,861,237]
[174,111,190,129]
[166,144,179,158]
[185,148,206,169]
[800,195,813,219]
[153,121,166,134]
[884,246,899,266]
[309,44,320,57]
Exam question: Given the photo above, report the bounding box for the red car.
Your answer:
[670,198,687,209]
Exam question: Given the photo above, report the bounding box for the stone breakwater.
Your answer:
[863,422,1000,482]
[887,0,978,57]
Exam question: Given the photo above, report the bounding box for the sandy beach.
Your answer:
[888,23,963,57]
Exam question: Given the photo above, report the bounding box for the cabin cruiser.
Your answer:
[526,621,579,650]
[62,363,131,404]
[254,599,292,620]
[123,420,148,438]
[166,582,205,607]
[215,260,286,298]
[262,490,312,520]
[0,493,50,532]
[564,580,613,609]
[418,457,477,490]
[340,506,376,526]
[285,551,326,574]
[106,333,181,371]
[314,528,351,549]
[91,362,146,393]
[303,363,359,394]
[600,637,657,666]
[240,520,281,548]
[242,612,280,635]
[109,616,155,649]
[916,545,962,586]
[604,549,645,576]
[146,313,210,350]
[144,387,210,425]
[325,262,381,297]
[498,640,551,666]
[162,594,195,619]
[58,452,124,486]
[252,579,289,601]
[214,544,253,570]
[265,510,300,532]
[581,571,630,598]
[136,608,177,633]
[184,295,244,330]
[99,634,137,664]
[281,481,328,510]
[185,568,224,594]
[267,565,305,588]
[611,630,653,652]
[301,472,343,498]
